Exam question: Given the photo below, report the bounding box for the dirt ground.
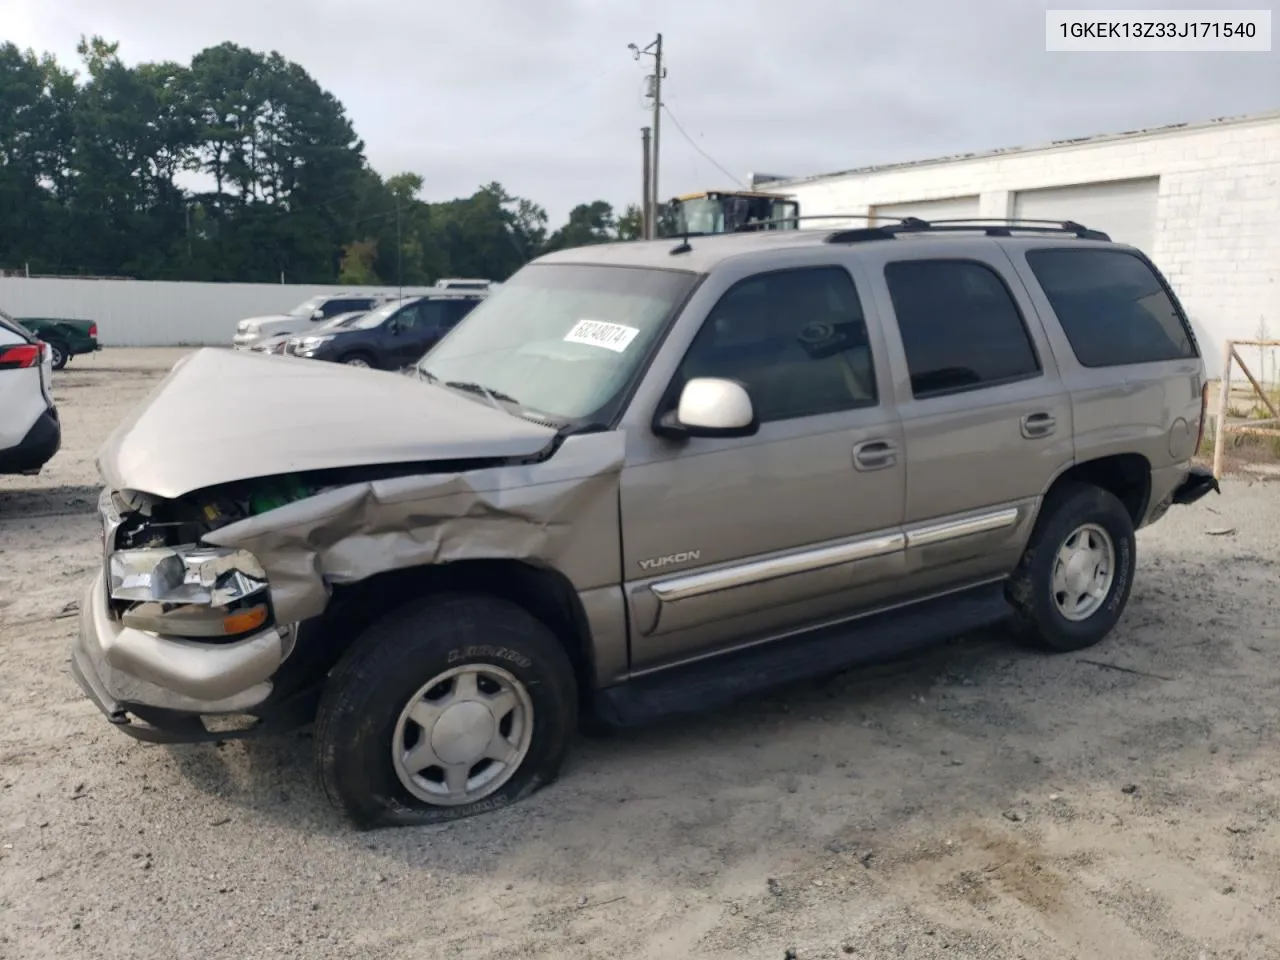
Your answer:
[2,348,1279,960]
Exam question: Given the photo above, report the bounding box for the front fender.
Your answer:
[203,431,628,626]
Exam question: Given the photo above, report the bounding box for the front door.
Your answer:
[619,264,909,672]
[387,301,436,367]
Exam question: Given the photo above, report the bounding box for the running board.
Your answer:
[594,581,1011,728]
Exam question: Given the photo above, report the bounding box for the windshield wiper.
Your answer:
[444,380,521,411]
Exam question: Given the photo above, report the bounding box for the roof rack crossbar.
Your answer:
[726,213,908,232]
[825,217,1110,244]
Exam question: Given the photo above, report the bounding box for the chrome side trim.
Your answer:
[905,507,1020,549]
[650,532,906,603]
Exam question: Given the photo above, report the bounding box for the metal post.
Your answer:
[1211,339,1233,480]
[641,126,652,240]
[650,33,663,239]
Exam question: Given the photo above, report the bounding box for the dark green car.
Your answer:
[12,316,100,370]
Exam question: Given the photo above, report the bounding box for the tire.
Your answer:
[1005,482,1137,653]
[47,341,68,370]
[315,592,578,828]
[339,353,373,368]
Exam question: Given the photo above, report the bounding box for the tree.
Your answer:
[182,42,366,282]
[0,38,639,284]
[615,203,643,241]
[543,200,618,252]
[0,43,77,272]
[337,239,380,284]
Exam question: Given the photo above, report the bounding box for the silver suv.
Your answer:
[72,218,1219,827]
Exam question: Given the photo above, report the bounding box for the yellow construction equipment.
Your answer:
[665,190,800,236]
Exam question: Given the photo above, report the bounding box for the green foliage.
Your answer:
[0,39,636,284]
[337,239,381,285]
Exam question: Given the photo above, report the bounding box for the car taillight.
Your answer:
[1195,381,1208,453]
[0,343,42,370]
[89,323,98,338]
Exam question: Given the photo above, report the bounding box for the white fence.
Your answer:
[0,277,443,347]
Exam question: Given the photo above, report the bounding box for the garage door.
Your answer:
[1013,177,1159,253]
[870,195,981,225]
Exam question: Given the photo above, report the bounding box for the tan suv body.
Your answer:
[72,220,1218,826]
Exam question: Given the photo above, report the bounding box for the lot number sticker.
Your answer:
[563,319,640,353]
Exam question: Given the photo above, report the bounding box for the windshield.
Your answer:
[419,263,699,424]
[349,299,413,329]
[680,198,724,234]
[320,311,367,331]
[774,201,799,228]
[288,296,326,317]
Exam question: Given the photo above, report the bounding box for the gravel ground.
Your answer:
[2,348,1279,960]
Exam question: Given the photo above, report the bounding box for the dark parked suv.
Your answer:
[284,293,484,368]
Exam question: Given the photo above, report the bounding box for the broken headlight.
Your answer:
[107,546,271,639]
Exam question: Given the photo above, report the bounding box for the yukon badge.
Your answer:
[639,550,701,571]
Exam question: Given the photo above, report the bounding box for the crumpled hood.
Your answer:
[98,348,557,499]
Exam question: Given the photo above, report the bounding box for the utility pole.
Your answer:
[641,126,652,240]
[395,195,403,299]
[629,34,665,239]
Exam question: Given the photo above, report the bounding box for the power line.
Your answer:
[661,104,746,190]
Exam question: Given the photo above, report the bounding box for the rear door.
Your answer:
[390,300,444,366]
[861,241,1074,593]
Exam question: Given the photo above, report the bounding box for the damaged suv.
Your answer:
[72,218,1219,827]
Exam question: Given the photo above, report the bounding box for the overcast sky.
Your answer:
[5,0,1277,225]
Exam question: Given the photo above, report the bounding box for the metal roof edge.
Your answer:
[766,109,1280,189]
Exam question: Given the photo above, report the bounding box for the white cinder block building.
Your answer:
[758,111,1280,377]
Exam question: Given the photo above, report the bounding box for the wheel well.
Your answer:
[1049,453,1151,524]
[292,560,596,709]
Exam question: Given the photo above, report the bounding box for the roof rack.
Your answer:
[825,217,1111,244]
[727,213,897,232]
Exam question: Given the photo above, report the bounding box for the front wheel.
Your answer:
[315,593,578,827]
[340,353,372,368]
[1005,482,1137,652]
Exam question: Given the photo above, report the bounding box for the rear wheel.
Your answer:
[1005,482,1137,652]
[315,593,578,827]
[46,341,68,370]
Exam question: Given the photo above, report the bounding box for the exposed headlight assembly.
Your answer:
[108,546,271,639]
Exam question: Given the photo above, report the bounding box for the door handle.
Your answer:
[1020,412,1056,439]
[853,439,898,471]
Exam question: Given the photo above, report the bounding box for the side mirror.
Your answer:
[654,377,758,439]
[311,310,325,321]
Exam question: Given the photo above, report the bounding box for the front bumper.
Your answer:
[231,333,262,349]
[70,575,290,742]
[0,404,60,474]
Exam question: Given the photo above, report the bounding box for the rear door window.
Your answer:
[1025,248,1198,367]
[883,259,1041,398]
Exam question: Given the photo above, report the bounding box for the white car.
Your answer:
[248,310,371,356]
[0,310,60,475]
[231,294,386,350]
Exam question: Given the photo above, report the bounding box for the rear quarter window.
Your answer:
[0,314,33,344]
[1025,248,1198,367]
